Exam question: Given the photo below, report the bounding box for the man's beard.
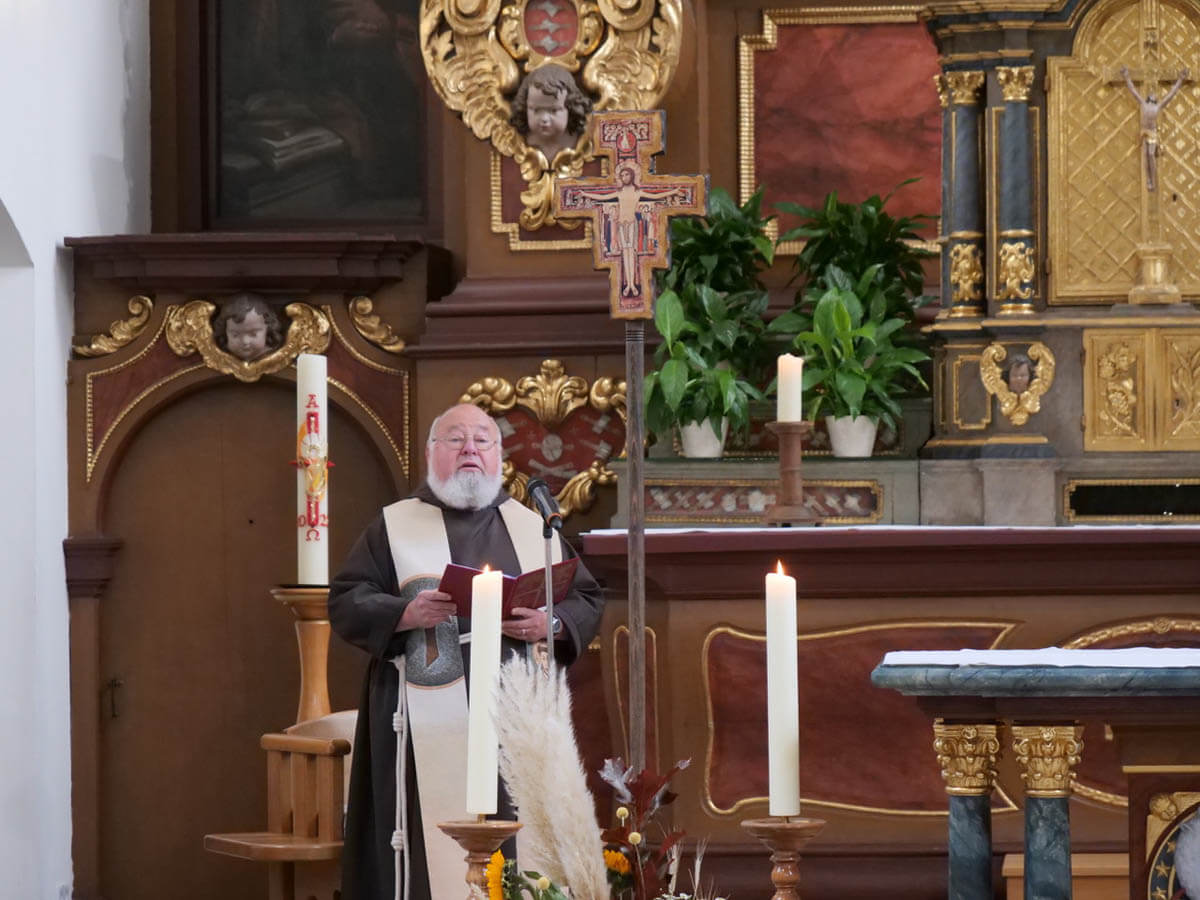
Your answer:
[428,467,504,510]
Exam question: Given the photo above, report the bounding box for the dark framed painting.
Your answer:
[210,0,429,226]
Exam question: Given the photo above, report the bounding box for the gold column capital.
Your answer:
[1012,725,1083,797]
[934,74,950,108]
[997,66,1035,102]
[933,722,1001,795]
[946,70,986,105]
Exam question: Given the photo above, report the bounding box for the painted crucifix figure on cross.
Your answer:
[553,110,706,772]
[554,111,707,318]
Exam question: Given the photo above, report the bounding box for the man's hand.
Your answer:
[502,607,553,642]
[397,589,456,630]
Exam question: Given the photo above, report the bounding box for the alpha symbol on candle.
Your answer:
[295,416,331,528]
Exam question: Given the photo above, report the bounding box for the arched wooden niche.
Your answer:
[460,359,626,521]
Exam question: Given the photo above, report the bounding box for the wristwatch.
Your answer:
[552,615,563,636]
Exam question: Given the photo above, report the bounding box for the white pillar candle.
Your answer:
[777,354,805,422]
[296,353,329,585]
[465,565,503,815]
[765,560,800,817]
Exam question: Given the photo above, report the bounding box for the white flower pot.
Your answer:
[679,418,728,458]
[825,415,878,458]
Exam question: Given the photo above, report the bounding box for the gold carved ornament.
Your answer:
[997,66,1034,103]
[460,359,626,518]
[933,722,1000,796]
[1097,341,1138,438]
[949,243,984,303]
[73,296,154,357]
[979,342,1056,426]
[945,70,985,105]
[1011,725,1083,798]
[348,296,405,354]
[997,242,1036,301]
[420,0,682,230]
[1166,336,1200,440]
[165,300,332,383]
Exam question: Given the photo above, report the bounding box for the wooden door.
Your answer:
[99,380,399,899]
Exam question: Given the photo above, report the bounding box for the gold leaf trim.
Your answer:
[165,300,331,383]
[348,296,406,354]
[997,65,1035,102]
[73,296,154,358]
[933,722,1001,796]
[1012,725,1083,797]
[979,341,1056,426]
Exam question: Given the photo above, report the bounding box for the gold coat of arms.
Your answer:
[419,0,683,230]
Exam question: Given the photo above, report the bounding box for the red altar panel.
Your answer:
[754,22,942,237]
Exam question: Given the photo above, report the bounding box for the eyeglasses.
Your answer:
[433,434,497,451]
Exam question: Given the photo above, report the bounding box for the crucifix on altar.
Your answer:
[553,110,707,772]
[1109,0,1193,304]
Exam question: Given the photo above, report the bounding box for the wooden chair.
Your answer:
[205,710,357,900]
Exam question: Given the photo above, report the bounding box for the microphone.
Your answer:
[526,478,563,530]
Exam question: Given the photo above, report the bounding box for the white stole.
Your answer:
[382,496,561,900]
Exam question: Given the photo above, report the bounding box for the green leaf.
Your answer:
[654,290,685,346]
[712,319,739,350]
[697,284,728,321]
[660,358,688,412]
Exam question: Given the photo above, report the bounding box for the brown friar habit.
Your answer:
[329,483,604,900]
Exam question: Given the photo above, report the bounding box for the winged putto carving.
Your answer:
[980,342,1056,426]
[420,0,682,229]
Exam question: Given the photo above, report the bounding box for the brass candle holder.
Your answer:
[271,585,332,724]
[741,816,826,900]
[764,421,821,526]
[437,819,522,900]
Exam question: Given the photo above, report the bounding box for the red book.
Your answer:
[437,558,579,619]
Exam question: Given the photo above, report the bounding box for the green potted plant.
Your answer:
[644,187,774,457]
[768,265,929,457]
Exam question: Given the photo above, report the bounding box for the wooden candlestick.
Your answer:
[271,585,332,724]
[764,421,821,526]
[437,819,522,900]
[741,816,826,900]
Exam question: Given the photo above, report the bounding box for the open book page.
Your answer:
[437,557,579,618]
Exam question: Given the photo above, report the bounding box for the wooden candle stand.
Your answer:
[271,585,332,724]
[437,819,522,900]
[741,816,826,900]
[764,422,821,526]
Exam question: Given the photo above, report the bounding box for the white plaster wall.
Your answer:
[0,1,150,896]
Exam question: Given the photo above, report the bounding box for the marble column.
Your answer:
[994,66,1037,316]
[933,722,1000,900]
[944,70,987,318]
[935,75,952,312]
[1012,725,1083,900]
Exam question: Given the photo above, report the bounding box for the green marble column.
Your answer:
[1012,725,1083,900]
[933,722,1000,900]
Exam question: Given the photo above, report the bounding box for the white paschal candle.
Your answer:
[777,353,805,422]
[466,565,503,815]
[766,560,800,817]
[296,353,329,585]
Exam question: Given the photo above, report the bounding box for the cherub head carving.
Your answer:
[510,64,593,165]
[213,292,284,361]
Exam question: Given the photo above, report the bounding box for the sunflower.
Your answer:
[604,848,631,875]
[485,850,505,900]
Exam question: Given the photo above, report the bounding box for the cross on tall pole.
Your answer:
[554,110,707,772]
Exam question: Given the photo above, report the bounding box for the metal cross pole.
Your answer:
[554,109,707,773]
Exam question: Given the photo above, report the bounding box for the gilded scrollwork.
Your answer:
[422,0,681,231]
[461,359,625,520]
[1165,336,1200,440]
[949,243,984,303]
[164,300,331,383]
[348,296,406,354]
[932,722,1000,796]
[980,342,1055,426]
[945,70,985,106]
[997,242,1035,301]
[1011,725,1083,797]
[997,66,1034,103]
[73,296,154,358]
[933,73,950,108]
[1097,341,1139,438]
[516,359,589,428]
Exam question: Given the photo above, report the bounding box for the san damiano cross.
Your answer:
[553,109,706,771]
[554,110,707,319]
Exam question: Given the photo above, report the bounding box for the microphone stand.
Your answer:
[542,518,556,684]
